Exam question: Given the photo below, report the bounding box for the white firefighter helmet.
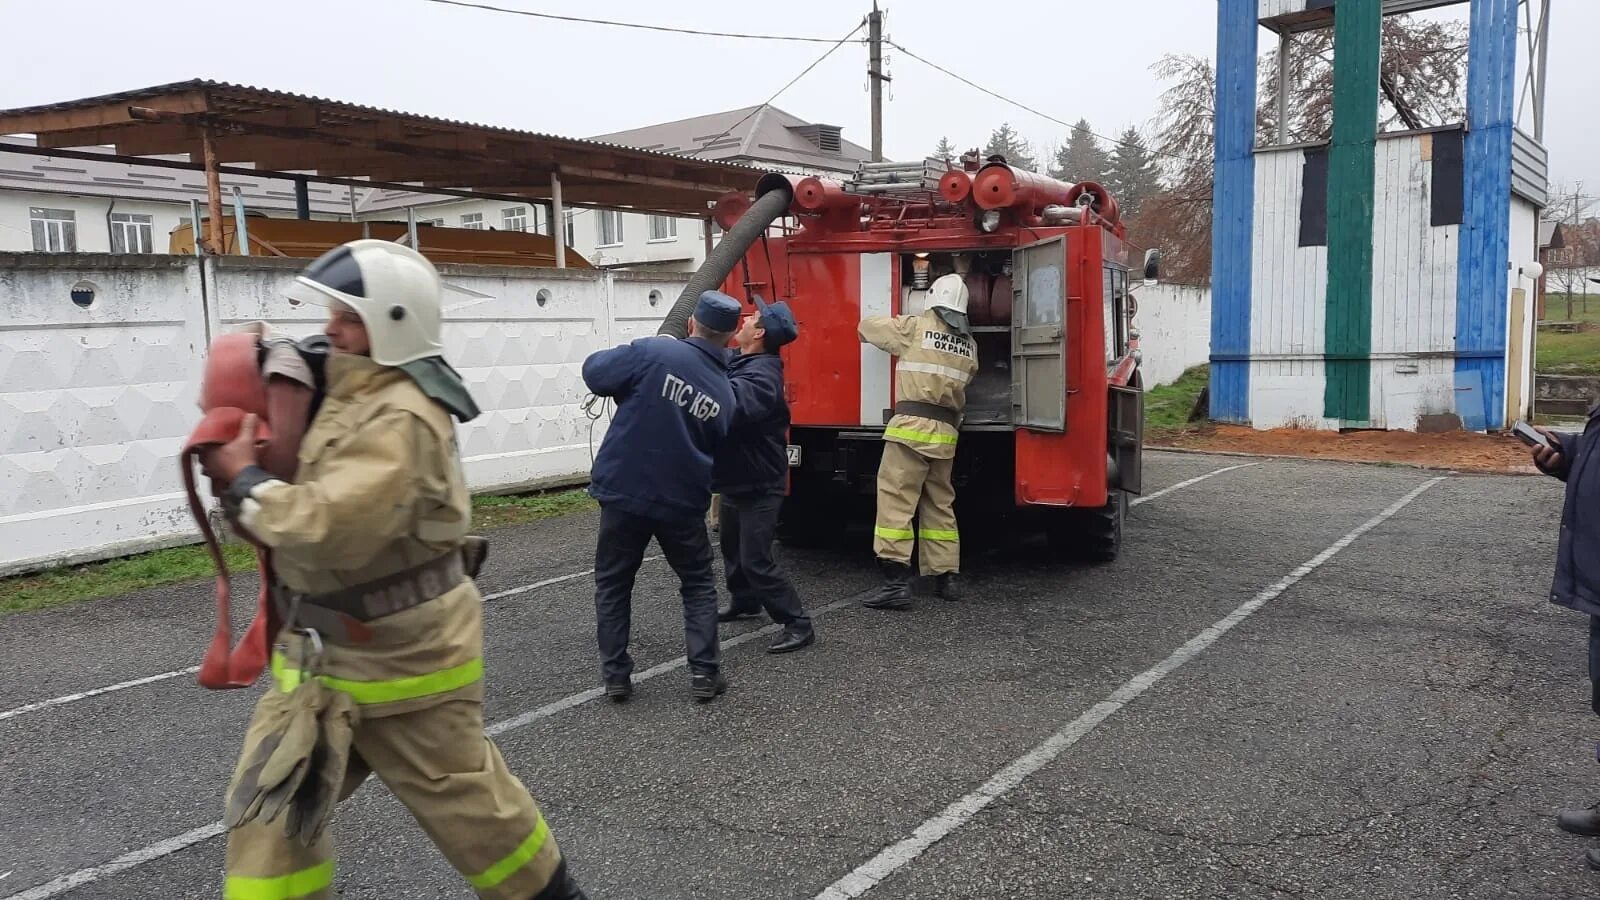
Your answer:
[284,239,444,367]
[927,273,969,316]
[927,272,971,334]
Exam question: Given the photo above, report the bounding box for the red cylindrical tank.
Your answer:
[964,271,993,325]
[712,191,752,231]
[939,170,972,204]
[971,164,1074,213]
[1065,181,1121,225]
[989,273,1013,323]
[792,176,860,218]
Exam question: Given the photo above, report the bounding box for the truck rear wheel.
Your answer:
[1046,490,1127,562]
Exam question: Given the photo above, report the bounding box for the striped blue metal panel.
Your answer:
[1209,0,1258,423]
[1454,0,1518,430]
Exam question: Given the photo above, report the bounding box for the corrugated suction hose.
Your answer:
[658,175,795,338]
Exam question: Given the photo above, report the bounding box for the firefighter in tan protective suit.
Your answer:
[201,240,587,900]
[859,273,980,609]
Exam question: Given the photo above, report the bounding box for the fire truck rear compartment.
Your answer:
[899,250,1014,426]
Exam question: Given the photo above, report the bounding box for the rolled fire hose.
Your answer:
[181,332,283,690]
[657,174,795,338]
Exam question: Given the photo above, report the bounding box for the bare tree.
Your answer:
[1139,15,1469,284]
[1543,183,1599,312]
[1135,54,1216,283]
[1257,15,1469,144]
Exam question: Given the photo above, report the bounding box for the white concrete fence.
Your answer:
[0,253,1210,575]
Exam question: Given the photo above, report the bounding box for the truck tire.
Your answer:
[1046,490,1127,562]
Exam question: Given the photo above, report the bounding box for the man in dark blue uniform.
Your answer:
[714,298,814,654]
[1534,418,1600,869]
[582,292,739,702]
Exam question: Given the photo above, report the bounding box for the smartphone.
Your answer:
[1512,420,1552,450]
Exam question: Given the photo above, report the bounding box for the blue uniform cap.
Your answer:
[694,291,742,333]
[754,297,799,349]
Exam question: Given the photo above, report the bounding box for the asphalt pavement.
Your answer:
[1,451,1596,900]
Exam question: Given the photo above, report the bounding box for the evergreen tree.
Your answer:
[933,136,956,164]
[1050,119,1110,183]
[1106,126,1160,215]
[983,123,1037,172]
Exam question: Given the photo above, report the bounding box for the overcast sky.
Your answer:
[2,0,1592,193]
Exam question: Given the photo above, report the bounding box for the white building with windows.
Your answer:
[0,105,868,270]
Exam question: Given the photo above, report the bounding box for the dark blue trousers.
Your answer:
[594,504,720,681]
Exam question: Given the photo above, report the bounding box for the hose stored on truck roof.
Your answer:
[657,174,795,338]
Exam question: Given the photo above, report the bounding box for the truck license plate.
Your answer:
[786,445,802,467]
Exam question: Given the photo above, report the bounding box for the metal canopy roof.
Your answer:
[0,80,760,218]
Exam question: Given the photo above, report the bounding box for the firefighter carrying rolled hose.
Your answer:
[200,240,587,900]
[858,272,980,608]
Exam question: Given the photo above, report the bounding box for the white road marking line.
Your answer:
[0,558,665,725]
[2,466,1242,900]
[1130,463,1258,507]
[814,475,1446,900]
[2,824,226,900]
[0,668,203,724]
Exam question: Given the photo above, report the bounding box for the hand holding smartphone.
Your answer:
[1513,420,1551,450]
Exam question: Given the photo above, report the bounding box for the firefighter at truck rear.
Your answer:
[858,273,980,608]
[201,240,587,900]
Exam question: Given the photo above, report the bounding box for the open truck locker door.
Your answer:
[1109,383,1143,495]
[1010,236,1068,433]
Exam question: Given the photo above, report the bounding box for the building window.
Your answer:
[564,211,575,247]
[596,209,623,246]
[110,213,154,254]
[419,218,444,227]
[648,215,677,242]
[460,213,484,230]
[502,206,528,232]
[30,208,77,252]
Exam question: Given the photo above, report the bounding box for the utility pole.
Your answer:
[867,1,887,162]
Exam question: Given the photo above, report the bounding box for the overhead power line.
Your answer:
[418,0,851,43]
[886,40,1207,166]
[687,22,868,156]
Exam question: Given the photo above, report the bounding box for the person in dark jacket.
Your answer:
[713,298,814,654]
[1533,414,1600,868]
[582,292,739,702]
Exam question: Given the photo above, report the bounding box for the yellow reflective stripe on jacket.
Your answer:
[469,816,552,890]
[884,426,957,445]
[918,528,960,541]
[272,653,484,705]
[224,860,334,900]
[874,526,915,540]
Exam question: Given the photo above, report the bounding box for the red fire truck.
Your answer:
[661,155,1157,560]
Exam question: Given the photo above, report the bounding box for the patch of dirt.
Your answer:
[1150,425,1541,474]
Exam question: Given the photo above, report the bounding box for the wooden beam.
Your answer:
[35,124,144,149]
[0,91,208,135]
[202,125,225,254]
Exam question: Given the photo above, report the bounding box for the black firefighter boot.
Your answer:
[934,572,962,602]
[863,559,913,610]
[1558,803,1600,837]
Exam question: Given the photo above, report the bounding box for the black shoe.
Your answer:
[767,629,815,654]
[603,677,632,703]
[691,670,727,701]
[934,573,962,602]
[1559,804,1600,836]
[717,604,763,623]
[863,560,913,610]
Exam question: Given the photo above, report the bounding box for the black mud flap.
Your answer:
[1109,383,1143,496]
